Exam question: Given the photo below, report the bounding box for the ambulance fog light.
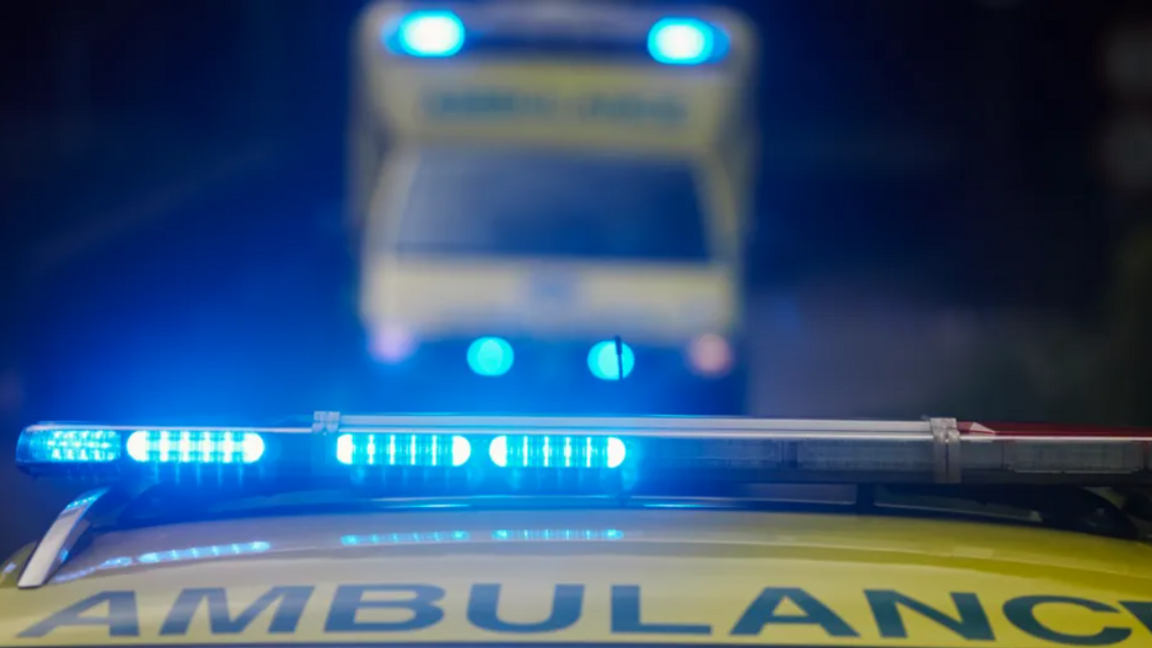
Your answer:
[467,337,514,376]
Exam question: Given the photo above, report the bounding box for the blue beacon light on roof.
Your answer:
[391,10,465,57]
[648,18,718,65]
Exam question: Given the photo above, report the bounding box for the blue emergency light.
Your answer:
[126,430,265,464]
[20,415,1152,503]
[15,420,632,483]
[17,427,269,467]
[336,433,471,467]
[389,10,465,57]
[647,18,723,65]
[489,435,626,469]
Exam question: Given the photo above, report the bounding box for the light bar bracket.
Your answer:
[18,488,115,589]
[929,417,961,483]
[313,411,341,434]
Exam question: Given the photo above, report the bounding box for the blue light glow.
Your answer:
[336,433,471,467]
[392,10,465,57]
[341,531,469,546]
[492,529,624,541]
[125,430,264,464]
[467,337,514,376]
[588,341,635,380]
[63,491,103,511]
[648,18,716,65]
[488,435,627,469]
[53,541,270,583]
[19,430,120,463]
[138,542,270,565]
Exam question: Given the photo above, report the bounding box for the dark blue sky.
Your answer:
[0,0,1148,425]
[2,0,1137,308]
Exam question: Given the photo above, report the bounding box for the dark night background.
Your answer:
[1,0,1150,553]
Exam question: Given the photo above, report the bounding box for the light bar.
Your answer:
[16,416,1152,488]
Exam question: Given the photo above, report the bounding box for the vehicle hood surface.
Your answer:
[1,508,1151,647]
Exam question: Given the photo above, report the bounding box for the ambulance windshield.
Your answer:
[393,146,709,260]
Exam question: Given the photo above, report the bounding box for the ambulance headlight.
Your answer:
[647,18,724,65]
[589,340,635,380]
[389,10,465,58]
[467,337,514,377]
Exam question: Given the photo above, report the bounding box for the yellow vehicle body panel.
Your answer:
[376,62,738,154]
[2,509,1150,647]
[361,257,737,342]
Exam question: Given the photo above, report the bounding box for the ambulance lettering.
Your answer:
[469,583,583,633]
[866,590,994,641]
[423,89,685,125]
[730,587,858,637]
[578,94,686,125]
[424,89,556,119]
[16,585,1152,646]
[161,586,313,635]
[1004,596,1134,646]
[325,584,444,632]
[611,584,711,635]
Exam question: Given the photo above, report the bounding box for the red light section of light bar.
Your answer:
[960,421,1152,438]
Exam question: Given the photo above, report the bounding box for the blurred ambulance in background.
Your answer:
[347,1,758,413]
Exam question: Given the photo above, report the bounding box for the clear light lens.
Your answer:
[18,430,121,463]
[393,10,465,57]
[467,337,514,376]
[125,430,265,464]
[648,18,716,65]
[336,433,471,467]
[489,435,627,469]
[588,341,635,380]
